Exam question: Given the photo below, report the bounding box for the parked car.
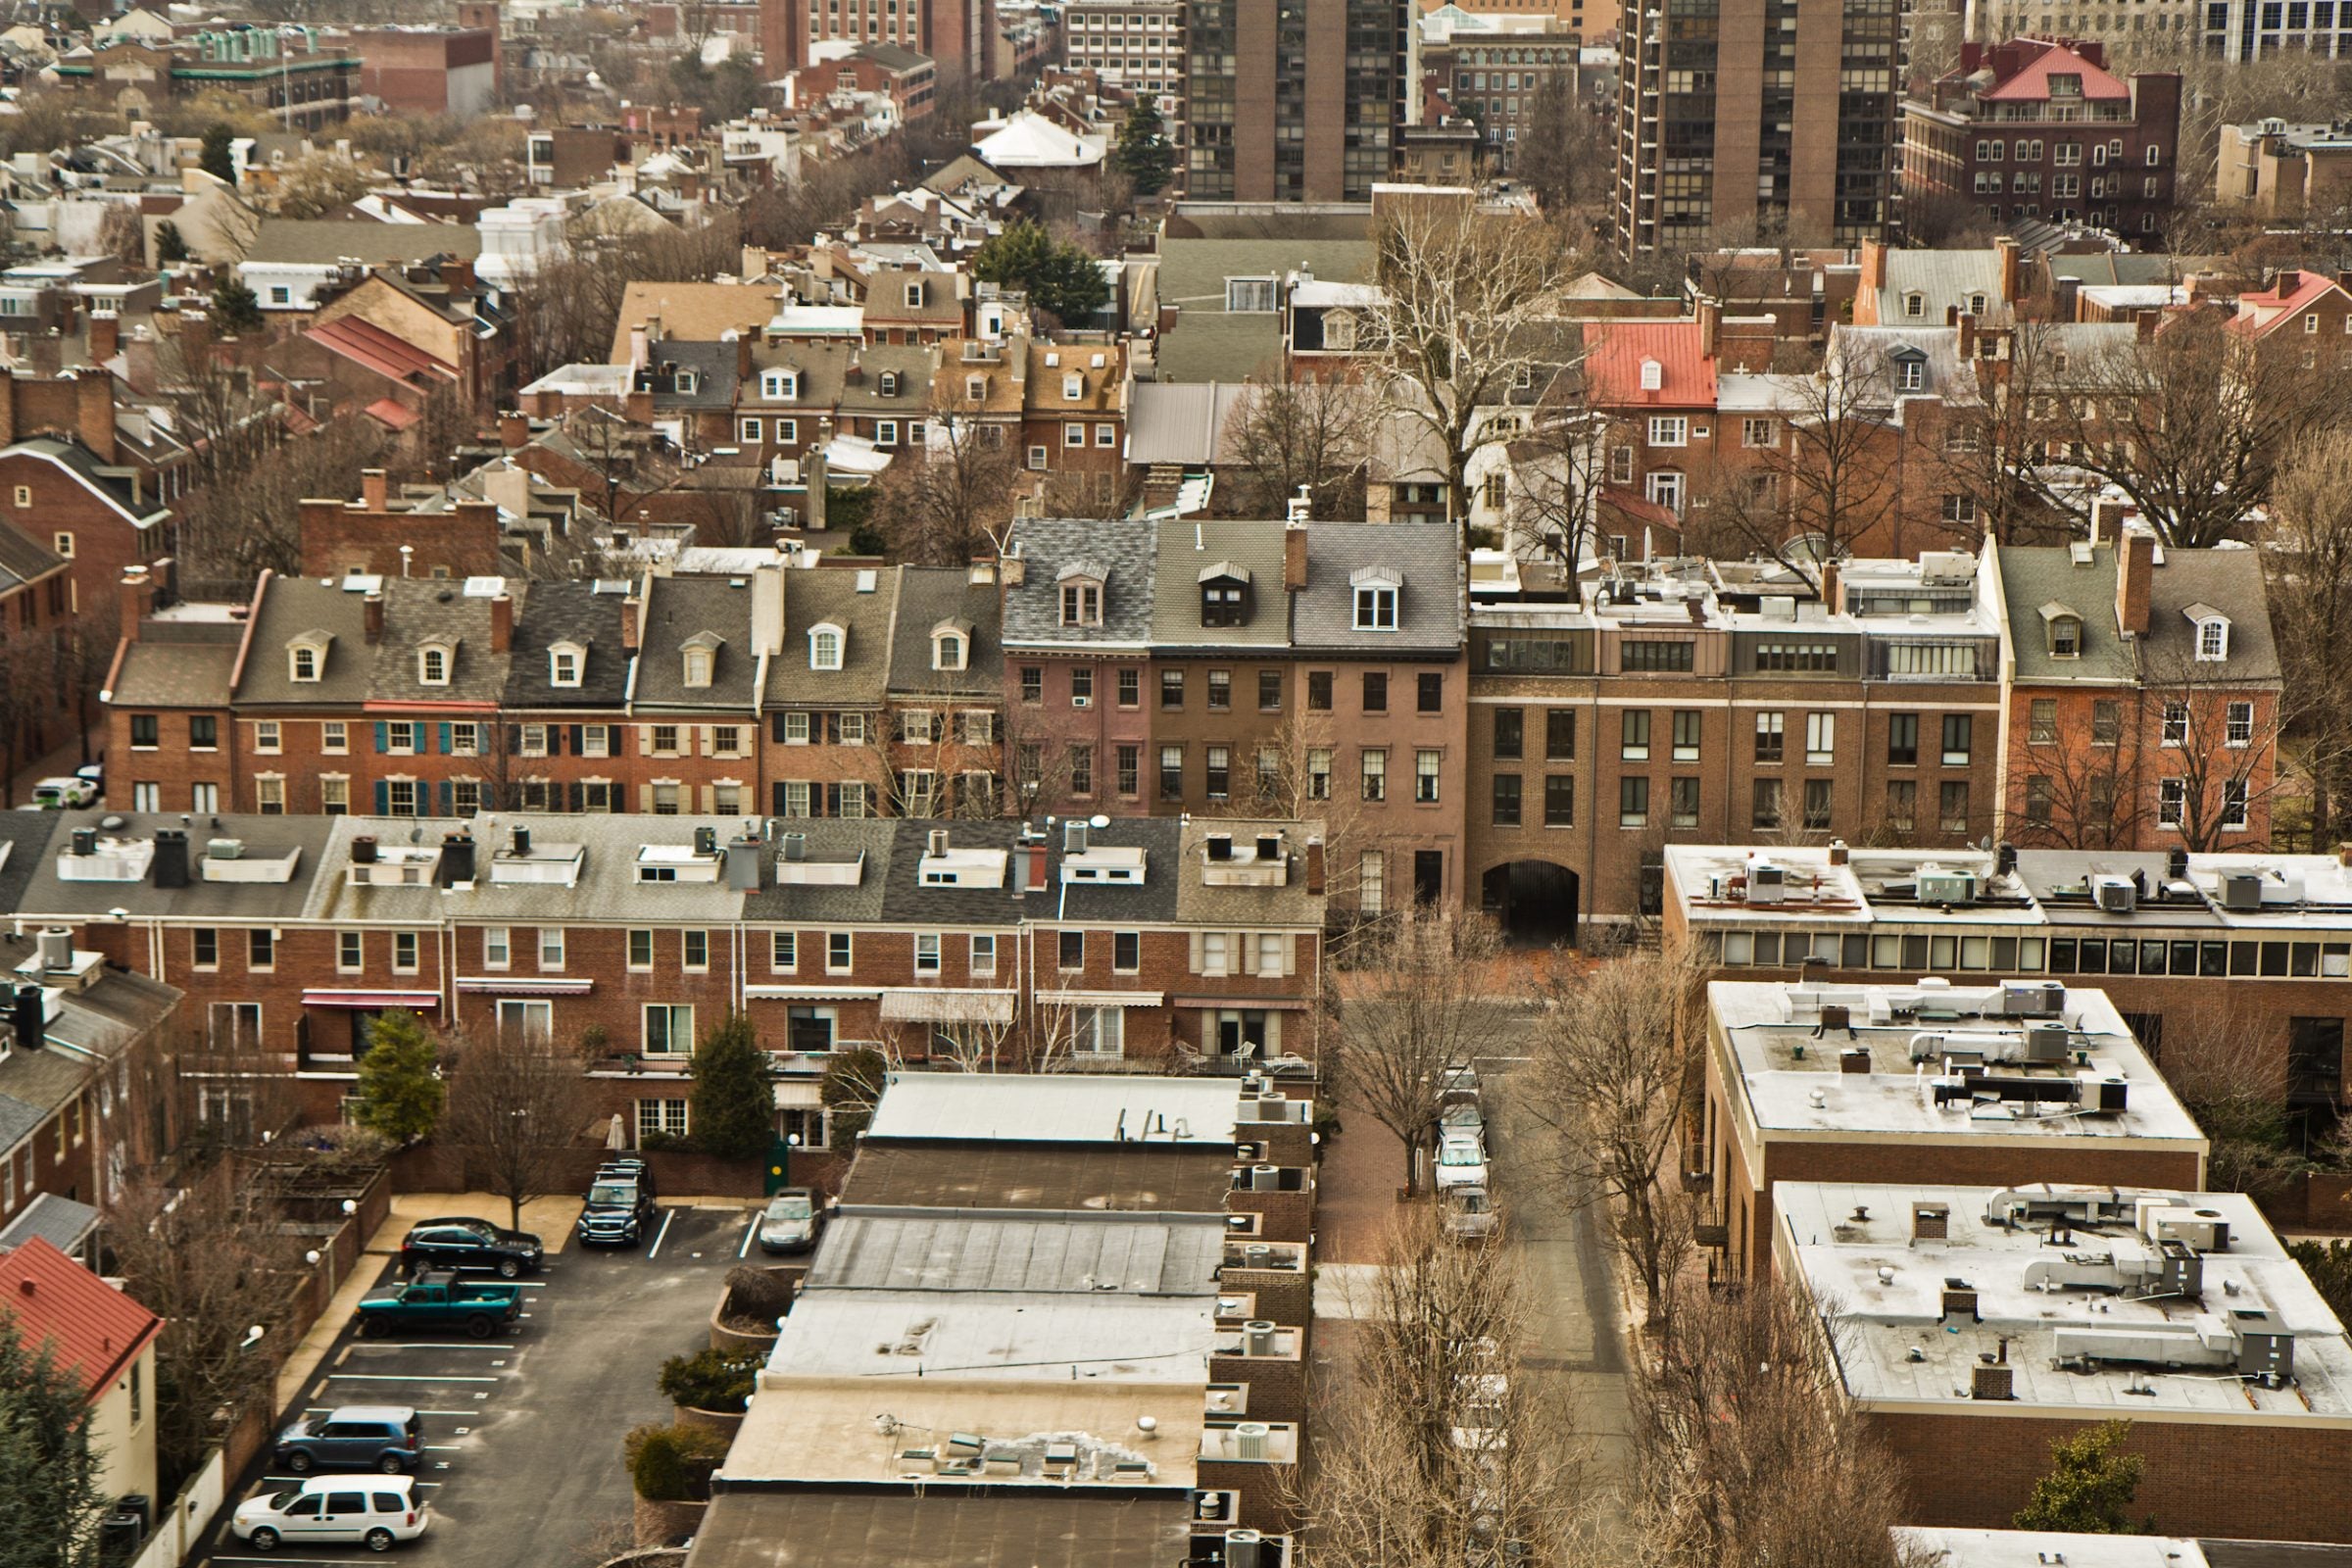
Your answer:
[1440,1100,1485,1139]
[232,1476,429,1552]
[352,1273,523,1340]
[575,1175,656,1247]
[399,1217,543,1278]
[757,1188,825,1254]
[29,776,95,809]
[1444,1184,1499,1244]
[273,1407,422,1474]
[1434,1133,1489,1191]
[74,760,102,793]
[595,1157,657,1203]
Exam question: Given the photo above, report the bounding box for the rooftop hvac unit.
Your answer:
[1226,1530,1265,1568]
[1746,862,1788,905]
[2222,872,2263,911]
[1250,1163,1280,1192]
[2091,874,2136,913]
[2023,1024,2069,1063]
[1915,867,1978,906]
[1243,1321,1277,1355]
[2002,981,2065,1017]
[1233,1422,1270,1460]
[207,837,243,860]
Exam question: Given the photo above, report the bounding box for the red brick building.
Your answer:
[348,23,498,117]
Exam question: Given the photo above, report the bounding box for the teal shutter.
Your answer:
[437,722,452,755]
[373,781,389,814]
[373,721,389,754]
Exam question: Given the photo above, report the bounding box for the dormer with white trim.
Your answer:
[932,616,972,671]
[1638,358,1663,392]
[681,630,723,688]
[549,640,585,687]
[1350,565,1401,631]
[808,620,846,670]
[2186,602,2230,662]
[760,368,799,402]
[416,637,457,686]
[287,630,331,682]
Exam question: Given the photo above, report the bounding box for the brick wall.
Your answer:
[298,494,501,581]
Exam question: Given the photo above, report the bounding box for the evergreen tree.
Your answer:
[971,221,1110,324]
[354,1009,444,1145]
[154,220,189,266]
[198,122,236,186]
[0,1310,105,1568]
[2013,1419,2150,1535]
[1113,98,1172,195]
[209,275,263,334]
[689,1013,775,1161]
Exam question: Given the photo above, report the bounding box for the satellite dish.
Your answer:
[1090,814,1109,829]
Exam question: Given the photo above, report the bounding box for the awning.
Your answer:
[455,976,594,996]
[302,989,441,1009]
[1038,990,1165,1008]
[1173,996,1314,1011]
[878,989,1015,1025]
[745,985,884,1002]
[0,1193,100,1258]
[773,1080,825,1109]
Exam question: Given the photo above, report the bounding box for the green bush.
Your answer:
[658,1347,761,1411]
[625,1422,733,1501]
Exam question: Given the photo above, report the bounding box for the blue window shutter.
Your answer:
[438,722,452,755]
[373,781,389,814]
[437,780,452,815]
[374,721,389,754]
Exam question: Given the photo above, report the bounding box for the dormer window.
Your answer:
[808,622,845,670]
[549,642,584,687]
[2047,611,2082,658]
[1968,292,1987,316]
[931,617,971,671]
[1638,358,1662,392]
[1325,312,1358,352]
[1351,566,1400,631]
[674,370,698,394]
[417,641,453,685]
[879,369,901,397]
[1061,580,1102,626]
[1895,354,1926,392]
[2188,604,2230,661]
[1226,276,1277,313]
[1902,292,1925,318]
[966,374,987,400]
[761,369,798,401]
[904,280,925,308]
[287,634,328,682]
[1063,372,1084,401]
[681,631,722,688]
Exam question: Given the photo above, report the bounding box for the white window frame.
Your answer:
[540,927,565,969]
[484,927,511,970]
[915,932,942,974]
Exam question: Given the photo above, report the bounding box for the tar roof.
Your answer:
[17,809,338,923]
[1149,518,1290,648]
[684,1492,1192,1568]
[312,812,754,926]
[766,568,895,707]
[843,1141,1237,1213]
[632,575,758,710]
[1779,1183,2352,1418]
[1295,521,1463,654]
[740,819,899,925]
[1002,516,1156,648]
[806,1210,1226,1296]
[873,820,1045,927]
[886,565,1003,698]
[865,1072,1244,1145]
[1893,1530,2211,1568]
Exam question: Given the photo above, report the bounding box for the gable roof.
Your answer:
[1582,319,1718,408]
[765,569,895,706]
[887,565,1004,697]
[237,575,372,707]
[305,316,459,386]
[110,618,241,709]
[1979,40,2131,101]
[500,579,631,708]
[2143,549,2280,682]
[1875,249,2015,330]
[2229,270,2352,338]
[1996,542,2135,683]
[631,575,759,710]
[242,219,481,267]
[1003,516,1156,647]
[1149,518,1289,648]
[0,1238,161,1400]
[1295,521,1463,653]
[605,281,779,363]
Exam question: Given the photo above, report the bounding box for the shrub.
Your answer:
[690,1014,775,1162]
[658,1347,760,1411]
[721,1265,794,1328]
[625,1422,732,1501]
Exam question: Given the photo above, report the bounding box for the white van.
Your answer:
[231,1475,430,1552]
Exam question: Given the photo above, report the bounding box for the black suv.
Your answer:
[399,1217,544,1278]
[595,1158,657,1202]
[575,1175,657,1248]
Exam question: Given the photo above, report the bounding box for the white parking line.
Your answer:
[324,1374,500,1384]
[645,1209,676,1259]
[737,1217,757,1258]
[354,1343,512,1351]
[263,1477,443,1490]
[304,1408,479,1417]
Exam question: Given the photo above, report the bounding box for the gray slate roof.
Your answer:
[1002,516,1156,648]
[2144,549,2280,683]
[804,1211,1225,1295]
[0,1192,100,1253]
[1998,543,2138,684]
[1149,237,1373,382]
[16,809,339,923]
[237,576,374,707]
[501,580,630,709]
[886,565,1003,699]
[740,819,898,925]
[368,579,510,705]
[1296,521,1463,655]
[631,575,758,711]
[0,521,64,592]
[1875,248,2014,329]
[1998,541,2281,686]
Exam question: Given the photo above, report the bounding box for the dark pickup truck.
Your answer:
[353,1273,524,1340]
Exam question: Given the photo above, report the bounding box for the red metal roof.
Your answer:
[363,398,422,430]
[305,316,458,387]
[1981,41,2130,101]
[1583,320,1719,409]
[0,1237,161,1400]
[2229,270,2348,337]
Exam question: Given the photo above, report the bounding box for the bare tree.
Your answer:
[2140,647,2289,853]
[2264,443,2352,844]
[2148,993,2307,1191]
[1332,908,1506,1195]
[1523,945,1706,1328]
[438,1020,595,1231]
[1366,201,1576,530]
[884,403,1023,564]
[1302,1205,1589,1565]
[1629,1278,1928,1568]
[2005,697,2147,851]
[1221,369,1372,520]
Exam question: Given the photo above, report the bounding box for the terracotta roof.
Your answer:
[1582,319,1718,408]
[2230,270,2348,337]
[0,1237,161,1400]
[1981,41,2131,101]
[364,397,421,430]
[306,316,457,385]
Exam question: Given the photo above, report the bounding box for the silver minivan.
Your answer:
[231,1476,429,1552]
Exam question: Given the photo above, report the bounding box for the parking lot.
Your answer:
[194,1202,760,1568]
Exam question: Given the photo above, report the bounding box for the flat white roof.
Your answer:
[1893,1528,2210,1568]
[864,1072,1243,1145]
[763,1291,1216,1383]
[1711,980,2204,1144]
[1779,1183,2352,1420]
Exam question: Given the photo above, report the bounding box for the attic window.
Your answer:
[2049,613,2081,658]
[808,623,844,670]
[1061,579,1102,627]
[2193,612,2230,661]
[674,370,698,394]
[761,369,798,401]
[550,642,583,687]
[933,629,966,671]
[681,635,721,688]
[1968,292,1987,316]
[1903,292,1925,318]
[1896,357,1926,392]
[1351,568,1401,631]
[1063,372,1084,401]
[1200,566,1250,627]
[966,375,987,401]
[1638,358,1663,391]
[904,280,925,308]
[879,370,901,397]
[288,639,325,682]
[418,643,452,685]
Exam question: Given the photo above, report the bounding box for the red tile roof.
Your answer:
[1584,320,1719,409]
[0,1238,161,1400]
[306,316,458,387]
[2229,270,2349,337]
[1981,41,2130,101]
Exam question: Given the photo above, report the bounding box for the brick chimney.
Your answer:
[118,564,155,640]
[2116,528,2156,638]
[1695,294,1719,358]
[73,368,114,464]
[1820,560,1840,614]
[1284,519,1308,592]
[1995,235,2022,304]
[362,467,388,512]
[364,591,385,644]
[1305,836,1325,896]
[489,592,513,653]
[621,596,640,651]
[88,310,119,366]
[1860,238,1887,293]
[1956,310,1976,361]
[499,412,528,450]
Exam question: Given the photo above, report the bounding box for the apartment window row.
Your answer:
[1707,925,2352,984]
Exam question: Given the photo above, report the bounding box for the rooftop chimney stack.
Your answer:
[362,467,388,512]
[2117,528,2155,637]
[364,592,385,645]
[489,592,513,653]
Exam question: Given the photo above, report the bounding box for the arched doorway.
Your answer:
[1481,860,1579,947]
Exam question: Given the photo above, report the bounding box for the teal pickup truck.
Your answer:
[353,1272,523,1340]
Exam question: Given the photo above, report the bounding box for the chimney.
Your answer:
[489,592,513,653]
[499,411,528,449]
[2135,310,2159,343]
[628,322,650,371]
[119,564,156,640]
[2116,528,2155,638]
[1696,294,1719,357]
[1956,310,1976,361]
[88,310,119,366]
[1305,837,1325,896]
[1284,519,1308,592]
[362,467,388,512]
[735,330,754,382]
[1995,235,2022,305]
[1860,238,1887,292]
[1828,838,1849,865]
[1820,560,1839,613]
[621,597,641,651]
[74,368,115,464]
[1024,843,1048,892]
[364,591,385,645]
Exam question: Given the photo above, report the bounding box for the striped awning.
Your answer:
[302,989,441,1009]
[877,989,1016,1025]
[746,985,883,1002]
[1038,990,1165,1008]
[1172,996,1313,1012]
[772,1080,825,1109]
[455,976,593,996]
